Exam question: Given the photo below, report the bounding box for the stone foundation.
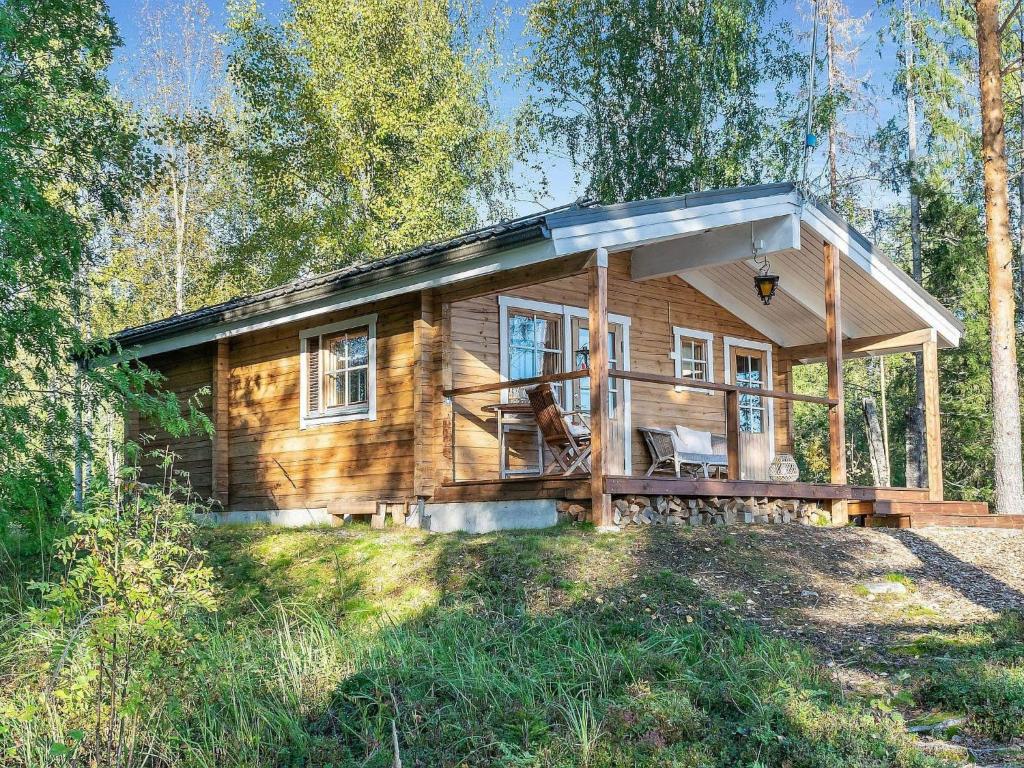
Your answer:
[557,495,832,528]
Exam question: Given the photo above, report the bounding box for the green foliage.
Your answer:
[525,0,802,202]
[2,470,215,765]
[905,614,1024,740]
[218,0,515,289]
[0,0,147,500]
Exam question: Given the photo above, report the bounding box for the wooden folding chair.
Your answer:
[526,383,592,475]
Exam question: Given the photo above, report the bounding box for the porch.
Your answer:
[412,189,977,527]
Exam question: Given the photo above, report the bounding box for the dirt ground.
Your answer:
[624,524,1024,766]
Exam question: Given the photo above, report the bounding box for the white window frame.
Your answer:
[723,336,775,456]
[497,295,632,474]
[669,326,715,395]
[299,313,377,428]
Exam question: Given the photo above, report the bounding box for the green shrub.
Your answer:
[1,469,215,766]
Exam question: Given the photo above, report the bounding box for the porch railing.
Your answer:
[442,368,838,483]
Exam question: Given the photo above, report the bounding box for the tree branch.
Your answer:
[1001,0,1024,36]
[1003,57,1024,77]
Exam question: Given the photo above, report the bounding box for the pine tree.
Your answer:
[975,0,1024,512]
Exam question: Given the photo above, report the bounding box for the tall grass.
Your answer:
[0,527,955,767]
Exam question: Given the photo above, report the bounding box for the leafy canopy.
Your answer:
[525,0,801,202]
[221,0,515,288]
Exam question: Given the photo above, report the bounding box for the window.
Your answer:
[735,353,765,433]
[670,327,714,392]
[323,329,369,410]
[300,314,377,427]
[497,295,633,475]
[507,309,563,401]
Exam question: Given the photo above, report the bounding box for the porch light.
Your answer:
[750,228,779,305]
[754,272,780,305]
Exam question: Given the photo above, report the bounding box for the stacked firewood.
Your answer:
[557,496,831,528]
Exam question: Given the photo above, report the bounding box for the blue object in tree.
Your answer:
[806,133,818,148]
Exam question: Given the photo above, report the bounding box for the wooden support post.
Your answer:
[725,390,740,480]
[588,249,613,527]
[922,336,944,500]
[439,300,455,485]
[824,241,848,524]
[413,290,436,499]
[211,339,230,508]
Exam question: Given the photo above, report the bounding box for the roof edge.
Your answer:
[112,220,549,349]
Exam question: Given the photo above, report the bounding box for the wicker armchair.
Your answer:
[639,426,728,479]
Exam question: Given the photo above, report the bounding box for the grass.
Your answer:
[896,614,1024,741]
[0,523,977,767]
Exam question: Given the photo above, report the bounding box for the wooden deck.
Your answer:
[436,476,933,505]
[432,476,1017,529]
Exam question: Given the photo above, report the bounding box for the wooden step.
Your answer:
[873,499,990,517]
[900,513,1024,529]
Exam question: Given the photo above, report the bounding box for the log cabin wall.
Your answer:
[127,250,801,510]
[129,293,420,515]
[226,294,418,514]
[125,343,216,497]
[444,251,796,481]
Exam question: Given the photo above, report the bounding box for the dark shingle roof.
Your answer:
[112,200,595,348]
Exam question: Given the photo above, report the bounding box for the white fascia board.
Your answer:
[549,194,801,256]
[800,205,963,348]
[631,214,800,280]
[111,238,558,360]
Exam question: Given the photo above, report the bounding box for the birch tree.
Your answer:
[220,0,515,287]
[93,0,230,331]
[818,0,871,208]
[525,0,801,202]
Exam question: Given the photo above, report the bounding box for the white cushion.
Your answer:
[674,425,713,455]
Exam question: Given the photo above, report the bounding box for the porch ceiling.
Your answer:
[631,220,945,351]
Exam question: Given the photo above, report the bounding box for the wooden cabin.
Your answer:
[115,183,983,531]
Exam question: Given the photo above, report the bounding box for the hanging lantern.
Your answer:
[754,272,780,305]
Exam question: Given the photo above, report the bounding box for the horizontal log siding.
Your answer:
[132,295,419,514]
[445,252,794,480]
[127,344,215,497]
[226,294,417,512]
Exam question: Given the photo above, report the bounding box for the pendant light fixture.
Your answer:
[751,226,780,305]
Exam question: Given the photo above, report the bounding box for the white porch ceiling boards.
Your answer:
[677,224,942,350]
[630,214,799,281]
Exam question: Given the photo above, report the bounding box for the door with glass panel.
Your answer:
[570,318,627,475]
[506,309,563,474]
[728,345,772,480]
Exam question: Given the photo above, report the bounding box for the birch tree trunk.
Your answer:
[170,162,189,315]
[826,3,839,208]
[976,0,1024,512]
[862,397,890,486]
[905,0,926,487]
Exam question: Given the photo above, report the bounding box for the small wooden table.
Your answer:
[481,402,544,478]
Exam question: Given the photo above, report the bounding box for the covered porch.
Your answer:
[417,187,972,526]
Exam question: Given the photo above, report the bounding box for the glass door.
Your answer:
[570,318,627,474]
[729,345,772,480]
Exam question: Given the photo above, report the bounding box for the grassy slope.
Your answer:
[189,524,959,767]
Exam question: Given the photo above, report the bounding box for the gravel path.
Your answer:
[626,524,1024,766]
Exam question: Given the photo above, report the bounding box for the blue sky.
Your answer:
[105,0,907,216]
